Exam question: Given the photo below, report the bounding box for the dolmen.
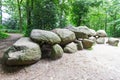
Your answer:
[2,26,119,66]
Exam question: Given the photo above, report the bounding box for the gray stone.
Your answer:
[82,39,94,49]
[66,26,95,39]
[96,37,105,44]
[64,42,78,53]
[30,29,61,45]
[96,30,107,37]
[3,37,41,66]
[52,29,76,45]
[89,36,96,43]
[76,41,83,50]
[50,44,63,60]
[89,29,96,36]
[107,38,119,46]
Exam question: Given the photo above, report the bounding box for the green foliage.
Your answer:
[0,32,9,39]
[32,0,58,30]
[0,24,9,39]
[2,0,120,37]
[70,0,91,26]
[3,18,18,29]
[2,29,20,33]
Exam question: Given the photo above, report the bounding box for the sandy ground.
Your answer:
[0,36,120,80]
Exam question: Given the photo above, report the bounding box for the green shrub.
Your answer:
[1,29,20,33]
[0,32,9,39]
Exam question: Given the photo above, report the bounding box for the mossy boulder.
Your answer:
[96,30,107,37]
[3,38,41,66]
[30,29,61,45]
[82,39,94,49]
[107,38,119,46]
[64,42,78,53]
[52,28,76,45]
[66,26,94,39]
[74,40,83,50]
[96,37,105,44]
[89,36,96,43]
[50,44,63,60]
[89,29,96,36]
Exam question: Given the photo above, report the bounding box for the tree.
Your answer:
[25,0,33,36]
[17,0,23,31]
[70,0,91,26]
[32,0,58,30]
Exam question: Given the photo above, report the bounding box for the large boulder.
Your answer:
[82,39,94,49]
[2,38,41,66]
[66,26,94,39]
[74,40,83,50]
[50,44,63,60]
[30,29,61,45]
[107,38,119,46]
[89,36,96,43]
[89,29,96,36]
[96,30,107,37]
[64,42,78,53]
[52,29,76,45]
[96,37,105,44]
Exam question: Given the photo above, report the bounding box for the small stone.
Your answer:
[96,30,107,37]
[50,44,63,60]
[64,42,78,53]
[82,39,94,49]
[96,37,105,44]
[107,38,119,46]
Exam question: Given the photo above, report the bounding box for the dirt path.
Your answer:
[0,37,120,80]
[0,33,22,60]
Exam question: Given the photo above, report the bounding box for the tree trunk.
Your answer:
[26,0,33,36]
[105,11,107,32]
[113,12,117,35]
[17,0,22,31]
[77,16,82,26]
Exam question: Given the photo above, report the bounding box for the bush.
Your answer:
[2,29,20,33]
[0,32,9,39]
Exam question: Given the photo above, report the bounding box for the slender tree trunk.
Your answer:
[26,0,30,26]
[0,0,2,24]
[105,11,107,32]
[17,0,22,31]
[113,12,117,35]
[77,16,82,26]
[26,0,33,36]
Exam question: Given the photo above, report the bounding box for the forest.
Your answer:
[0,0,120,39]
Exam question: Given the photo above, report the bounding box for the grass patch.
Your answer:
[2,29,21,33]
[0,32,9,39]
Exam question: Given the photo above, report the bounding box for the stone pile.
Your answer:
[2,26,119,66]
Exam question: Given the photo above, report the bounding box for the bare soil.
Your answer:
[0,35,120,80]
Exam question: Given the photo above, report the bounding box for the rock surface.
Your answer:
[2,37,41,65]
[82,39,94,49]
[64,42,78,53]
[30,29,61,45]
[96,30,107,37]
[75,41,83,50]
[89,29,96,36]
[66,26,92,39]
[89,36,96,43]
[107,38,119,46]
[52,29,76,45]
[96,37,105,44]
[50,44,63,60]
